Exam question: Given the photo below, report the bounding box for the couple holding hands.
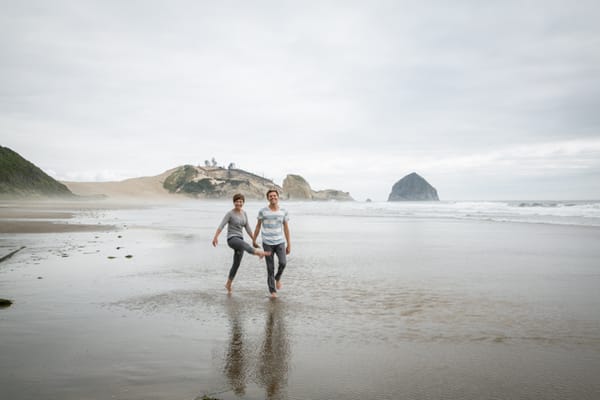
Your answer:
[212,189,290,298]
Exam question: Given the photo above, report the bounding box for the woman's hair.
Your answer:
[266,188,279,198]
[233,193,245,203]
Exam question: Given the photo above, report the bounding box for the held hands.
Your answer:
[252,241,259,248]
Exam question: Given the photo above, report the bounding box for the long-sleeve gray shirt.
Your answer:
[218,210,253,239]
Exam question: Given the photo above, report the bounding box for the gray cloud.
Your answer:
[2,0,600,200]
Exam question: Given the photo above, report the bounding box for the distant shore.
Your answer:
[0,200,125,234]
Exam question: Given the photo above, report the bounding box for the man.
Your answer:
[253,189,291,298]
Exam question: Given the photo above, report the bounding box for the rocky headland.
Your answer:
[163,165,283,199]
[65,165,352,201]
[282,174,353,201]
[388,172,439,201]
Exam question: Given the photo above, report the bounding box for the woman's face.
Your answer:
[234,199,244,210]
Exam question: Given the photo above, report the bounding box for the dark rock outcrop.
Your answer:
[0,298,13,308]
[0,146,73,198]
[282,174,353,201]
[388,172,439,201]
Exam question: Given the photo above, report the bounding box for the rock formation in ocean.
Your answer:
[282,174,313,199]
[0,146,74,198]
[388,172,439,201]
[282,174,353,201]
[163,165,282,199]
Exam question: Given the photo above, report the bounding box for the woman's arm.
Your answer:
[252,220,262,248]
[212,228,222,247]
[244,211,253,238]
[213,211,230,246]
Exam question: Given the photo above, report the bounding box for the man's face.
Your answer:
[268,191,279,205]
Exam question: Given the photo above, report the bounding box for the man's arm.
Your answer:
[252,220,262,248]
[284,221,291,255]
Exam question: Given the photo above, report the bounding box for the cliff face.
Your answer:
[388,172,439,201]
[282,174,353,201]
[163,165,281,199]
[0,146,73,198]
[282,175,313,199]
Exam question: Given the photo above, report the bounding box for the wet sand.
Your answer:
[0,200,157,233]
[0,220,116,234]
[1,201,599,399]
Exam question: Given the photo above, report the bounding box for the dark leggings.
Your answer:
[227,237,256,280]
[263,243,287,293]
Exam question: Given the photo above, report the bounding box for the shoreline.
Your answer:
[0,200,124,234]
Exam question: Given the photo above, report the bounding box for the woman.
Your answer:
[213,193,269,293]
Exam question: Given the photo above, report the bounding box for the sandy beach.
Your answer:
[3,2,600,398]
[1,200,599,400]
[0,199,172,233]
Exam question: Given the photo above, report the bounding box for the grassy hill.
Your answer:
[0,146,73,198]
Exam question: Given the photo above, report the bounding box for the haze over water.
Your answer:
[1,200,599,399]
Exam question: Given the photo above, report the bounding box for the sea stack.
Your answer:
[388,172,439,201]
[282,174,313,200]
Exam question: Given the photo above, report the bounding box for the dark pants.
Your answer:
[227,237,255,280]
[263,243,287,293]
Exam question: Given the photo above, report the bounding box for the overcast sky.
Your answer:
[2,1,599,200]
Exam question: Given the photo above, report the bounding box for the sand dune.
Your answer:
[62,169,176,200]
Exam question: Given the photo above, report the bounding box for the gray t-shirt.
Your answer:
[218,210,253,239]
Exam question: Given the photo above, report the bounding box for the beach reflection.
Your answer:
[224,298,248,396]
[223,298,290,399]
[257,300,290,400]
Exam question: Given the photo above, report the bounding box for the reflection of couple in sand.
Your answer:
[212,189,291,299]
[224,298,290,399]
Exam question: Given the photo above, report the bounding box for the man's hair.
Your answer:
[233,193,245,203]
[266,189,279,198]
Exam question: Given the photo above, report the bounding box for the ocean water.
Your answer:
[1,200,599,399]
[289,199,600,227]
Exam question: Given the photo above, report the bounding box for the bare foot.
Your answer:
[276,280,282,290]
[225,279,232,293]
[270,292,277,299]
[255,250,271,260]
